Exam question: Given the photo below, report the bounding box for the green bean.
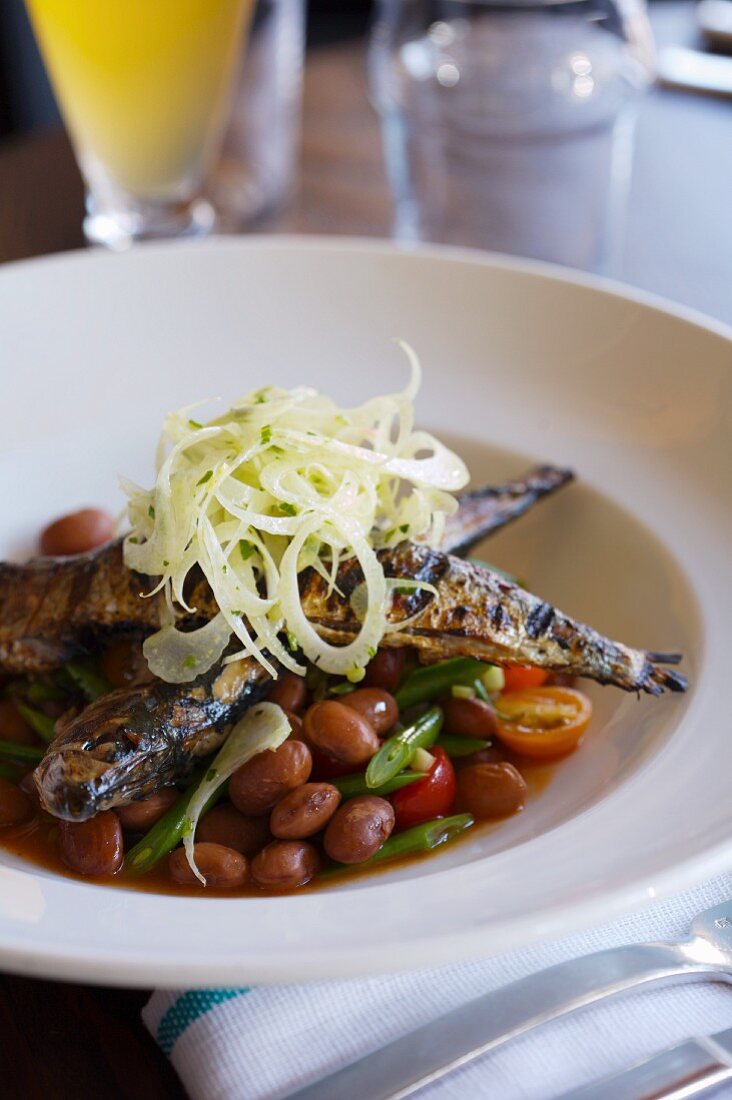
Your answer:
[366,706,443,789]
[124,771,225,876]
[16,704,56,743]
[0,740,45,767]
[323,814,474,876]
[436,734,490,757]
[394,658,489,711]
[332,770,427,799]
[65,661,112,702]
[368,813,474,863]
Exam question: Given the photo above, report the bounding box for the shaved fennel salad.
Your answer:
[122,343,469,685]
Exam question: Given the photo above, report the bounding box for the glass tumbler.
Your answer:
[210,0,305,229]
[24,0,256,248]
[370,0,655,272]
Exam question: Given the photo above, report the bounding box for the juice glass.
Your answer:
[24,0,255,248]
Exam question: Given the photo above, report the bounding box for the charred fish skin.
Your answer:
[299,544,687,696]
[442,465,574,556]
[34,541,685,820]
[34,658,275,822]
[0,541,162,676]
[0,468,571,676]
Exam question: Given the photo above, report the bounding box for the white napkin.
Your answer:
[143,872,732,1100]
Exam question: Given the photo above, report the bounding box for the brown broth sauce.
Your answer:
[0,754,556,898]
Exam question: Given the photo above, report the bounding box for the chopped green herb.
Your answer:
[286,631,299,653]
[183,655,197,669]
[162,559,169,568]
[206,768,217,782]
[148,505,155,520]
[260,425,272,445]
[394,585,417,597]
[279,502,297,516]
[196,470,213,487]
[399,524,409,534]
[128,536,139,545]
[188,418,203,429]
[239,539,255,561]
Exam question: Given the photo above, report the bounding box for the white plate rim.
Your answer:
[0,234,729,987]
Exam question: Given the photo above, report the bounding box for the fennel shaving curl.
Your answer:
[123,343,469,683]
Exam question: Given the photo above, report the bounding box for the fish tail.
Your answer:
[641,657,688,695]
[645,651,684,666]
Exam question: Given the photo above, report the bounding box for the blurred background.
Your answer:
[0,0,730,316]
[0,0,373,137]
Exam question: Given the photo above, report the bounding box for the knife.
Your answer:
[559,1027,732,1099]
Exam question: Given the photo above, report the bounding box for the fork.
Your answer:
[286,900,732,1100]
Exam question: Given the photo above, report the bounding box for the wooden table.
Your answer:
[0,10,730,1098]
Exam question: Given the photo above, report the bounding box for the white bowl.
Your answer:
[0,237,730,987]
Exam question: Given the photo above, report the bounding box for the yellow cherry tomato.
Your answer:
[495,686,592,760]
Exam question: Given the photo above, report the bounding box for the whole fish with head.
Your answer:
[33,541,685,821]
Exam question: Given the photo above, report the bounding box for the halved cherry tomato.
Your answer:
[391,747,457,831]
[494,686,592,760]
[502,666,549,692]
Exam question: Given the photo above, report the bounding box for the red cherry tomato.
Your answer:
[309,748,359,781]
[391,747,457,831]
[502,666,549,692]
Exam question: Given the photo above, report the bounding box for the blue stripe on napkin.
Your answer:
[158,988,251,1055]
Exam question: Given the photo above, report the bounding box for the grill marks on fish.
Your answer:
[34,657,275,821]
[0,467,572,676]
[32,542,684,821]
[299,544,686,696]
[0,542,162,675]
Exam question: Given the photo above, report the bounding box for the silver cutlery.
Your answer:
[561,1024,732,1099]
[287,900,732,1100]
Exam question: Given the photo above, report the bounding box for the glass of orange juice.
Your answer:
[24,0,255,248]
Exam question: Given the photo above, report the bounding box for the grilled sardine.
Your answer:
[0,466,572,676]
[34,542,684,821]
[34,657,275,820]
[441,465,573,556]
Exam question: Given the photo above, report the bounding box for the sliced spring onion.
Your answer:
[481,666,505,694]
[366,706,443,789]
[182,702,291,884]
[123,345,469,684]
[411,747,436,772]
